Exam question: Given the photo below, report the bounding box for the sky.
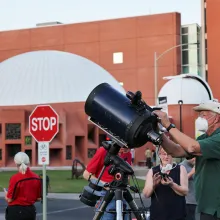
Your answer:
[0,0,201,31]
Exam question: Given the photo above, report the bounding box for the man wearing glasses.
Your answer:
[154,100,220,220]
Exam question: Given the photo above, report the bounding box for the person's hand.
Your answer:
[189,167,195,175]
[153,110,171,129]
[188,167,195,179]
[103,183,110,191]
[4,188,8,201]
[153,172,161,189]
[161,176,174,186]
[3,188,7,195]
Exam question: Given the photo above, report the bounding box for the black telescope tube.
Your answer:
[85,83,161,148]
[85,83,136,141]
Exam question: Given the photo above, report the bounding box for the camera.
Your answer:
[160,173,169,180]
[85,83,163,148]
[80,178,106,207]
[160,163,173,180]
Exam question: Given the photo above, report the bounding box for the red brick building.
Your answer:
[201,0,220,100]
[0,12,199,167]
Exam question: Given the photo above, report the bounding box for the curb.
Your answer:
[0,193,145,200]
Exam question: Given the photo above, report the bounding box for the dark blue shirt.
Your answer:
[150,164,186,220]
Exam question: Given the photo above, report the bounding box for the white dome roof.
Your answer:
[0,50,125,106]
[158,74,213,105]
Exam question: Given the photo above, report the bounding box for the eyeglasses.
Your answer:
[159,153,171,157]
[199,113,208,118]
[198,113,216,121]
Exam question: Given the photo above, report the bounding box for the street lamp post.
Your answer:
[178,99,183,132]
[154,42,199,105]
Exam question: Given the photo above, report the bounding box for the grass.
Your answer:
[0,170,145,193]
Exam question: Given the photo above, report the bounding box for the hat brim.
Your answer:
[193,106,220,114]
[193,106,209,112]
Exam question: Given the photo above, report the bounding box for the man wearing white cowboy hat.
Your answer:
[153,99,220,220]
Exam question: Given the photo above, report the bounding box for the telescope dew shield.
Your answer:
[85,83,160,148]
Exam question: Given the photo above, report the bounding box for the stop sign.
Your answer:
[29,105,59,142]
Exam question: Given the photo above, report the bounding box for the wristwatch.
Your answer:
[166,123,176,132]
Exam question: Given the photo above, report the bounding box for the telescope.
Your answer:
[85,82,163,148]
[81,83,162,219]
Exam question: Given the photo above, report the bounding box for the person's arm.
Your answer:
[5,176,17,203]
[36,179,42,202]
[161,134,190,158]
[154,110,201,156]
[143,169,161,198]
[5,197,13,203]
[168,128,201,156]
[187,167,195,179]
[170,129,220,158]
[143,169,154,198]
[172,165,188,196]
[83,170,102,181]
[162,165,188,196]
[126,152,132,165]
[197,134,220,159]
[4,188,13,203]
[83,148,107,184]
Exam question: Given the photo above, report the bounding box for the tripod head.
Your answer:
[102,141,134,188]
[102,141,134,176]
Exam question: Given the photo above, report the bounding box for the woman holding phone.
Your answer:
[4,152,42,220]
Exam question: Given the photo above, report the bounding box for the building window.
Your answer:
[88,148,97,159]
[66,145,72,160]
[205,39,208,65]
[182,65,190,74]
[182,50,189,65]
[182,35,189,50]
[197,48,200,65]
[25,150,32,163]
[0,149,2,160]
[181,27,188,34]
[25,136,32,145]
[204,8,207,33]
[5,123,21,140]
[113,52,123,64]
[181,24,201,76]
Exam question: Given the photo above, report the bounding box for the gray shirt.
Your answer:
[180,160,197,205]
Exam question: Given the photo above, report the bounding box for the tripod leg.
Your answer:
[93,190,115,220]
[123,189,146,220]
[115,189,123,220]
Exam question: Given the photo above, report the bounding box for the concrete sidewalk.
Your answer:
[0,192,79,200]
[0,191,145,200]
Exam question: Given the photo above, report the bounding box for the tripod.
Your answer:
[93,173,146,220]
[92,142,147,220]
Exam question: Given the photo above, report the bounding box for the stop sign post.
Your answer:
[29,105,59,220]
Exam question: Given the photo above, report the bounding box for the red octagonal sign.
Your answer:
[29,105,59,142]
